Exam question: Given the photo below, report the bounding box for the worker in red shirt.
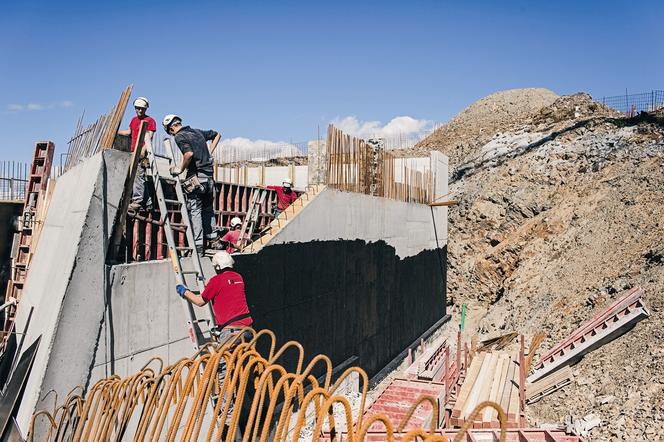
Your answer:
[220,216,244,252]
[118,97,157,211]
[176,251,253,430]
[267,179,298,217]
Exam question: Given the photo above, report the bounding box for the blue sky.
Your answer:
[1,0,662,163]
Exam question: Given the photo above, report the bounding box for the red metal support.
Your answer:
[444,345,450,405]
[520,335,526,412]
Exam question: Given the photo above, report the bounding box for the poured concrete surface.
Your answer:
[90,257,215,382]
[91,189,448,387]
[14,150,130,433]
[267,187,447,259]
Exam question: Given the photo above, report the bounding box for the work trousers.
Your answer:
[216,328,253,429]
[132,166,153,208]
[185,176,217,249]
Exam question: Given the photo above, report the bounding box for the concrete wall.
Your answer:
[90,258,212,382]
[270,187,447,259]
[89,188,447,388]
[15,150,448,433]
[13,150,130,433]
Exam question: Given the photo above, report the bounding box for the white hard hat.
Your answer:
[133,97,149,108]
[283,178,292,187]
[230,217,242,228]
[212,251,234,270]
[162,114,181,130]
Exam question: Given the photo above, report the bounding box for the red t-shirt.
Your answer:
[221,230,242,252]
[129,115,157,151]
[267,186,298,210]
[201,270,253,327]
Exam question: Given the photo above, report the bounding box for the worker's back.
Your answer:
[202,269,253,327]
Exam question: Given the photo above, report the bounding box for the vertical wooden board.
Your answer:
[474,353,498,425]
[462,353,492,419]
[499,354,517,417]
[483,353,508,424]
[452,352,485,417]
[507,352,521,421]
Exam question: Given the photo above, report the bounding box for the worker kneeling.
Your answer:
[176,251,253,433]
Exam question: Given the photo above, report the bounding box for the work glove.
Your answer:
[169,166,182,176]
[176,284,188,298]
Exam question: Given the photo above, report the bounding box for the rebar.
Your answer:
[28,328,507,442]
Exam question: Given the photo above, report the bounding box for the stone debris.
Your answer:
[565,413,602,438]
[414,88,664,441]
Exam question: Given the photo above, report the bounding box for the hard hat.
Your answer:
[212,251,234,270]
[133,97,149,108]
[230,217,242,228]
[162,114,181,130]
[283,178,292,188]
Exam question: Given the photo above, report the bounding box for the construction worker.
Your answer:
[267,179,297,217]
[118,97,157,211]
[220,216,244,252]
[163,114,222,253]
[175,251,253,431]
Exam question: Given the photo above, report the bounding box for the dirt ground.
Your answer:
[417,91,664,440]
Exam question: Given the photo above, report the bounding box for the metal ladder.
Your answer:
[238,188,268,250]
[145,138,216,350]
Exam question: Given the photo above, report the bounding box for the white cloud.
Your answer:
[217,137,305,162]
[330,115,433,141]
[6,100,74,113]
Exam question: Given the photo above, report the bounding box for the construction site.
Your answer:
[0,85,662,442]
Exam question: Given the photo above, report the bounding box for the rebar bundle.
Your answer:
[28,328,508,442]
[326,125,432,204]
[63,86,133,172]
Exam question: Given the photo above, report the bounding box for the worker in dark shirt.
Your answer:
[176,251,253,435]
[267,179,298,217]
[163,114,222,253]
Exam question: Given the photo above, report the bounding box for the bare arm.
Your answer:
[118,129,130,136]
[183,289,207,307]
[179,151,194,173]
[208,132,221,155]
[140,131,153,157]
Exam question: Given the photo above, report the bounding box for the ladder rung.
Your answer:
[160,177,177,184]
[176,246,193,251]
[182,270,200,275]
[164,198,182,205]
[153,152,172,161]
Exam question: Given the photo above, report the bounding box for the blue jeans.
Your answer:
[132,166,152,207]
[185,177,217,249]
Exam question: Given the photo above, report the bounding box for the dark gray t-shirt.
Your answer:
[173,126,218,178]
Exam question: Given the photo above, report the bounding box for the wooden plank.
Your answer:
[452,353,485,418]
[428,200,459,207]
[108,121,147,260]
[526,366,573,399]
[507,353,521,422]
[499,354,516,418]
[474,353,498,425]
[462,353,492,419]
[484,353,509,425]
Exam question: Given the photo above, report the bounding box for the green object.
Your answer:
[460,304,466,331]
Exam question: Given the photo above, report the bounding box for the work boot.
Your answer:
[128,202,141,213]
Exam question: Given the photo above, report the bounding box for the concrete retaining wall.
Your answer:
[269,187,447,259]
[90,189,447,388]
[14,150,130,432]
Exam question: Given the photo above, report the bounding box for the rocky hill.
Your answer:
[412,88,559,165]
[440,90,664,440]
